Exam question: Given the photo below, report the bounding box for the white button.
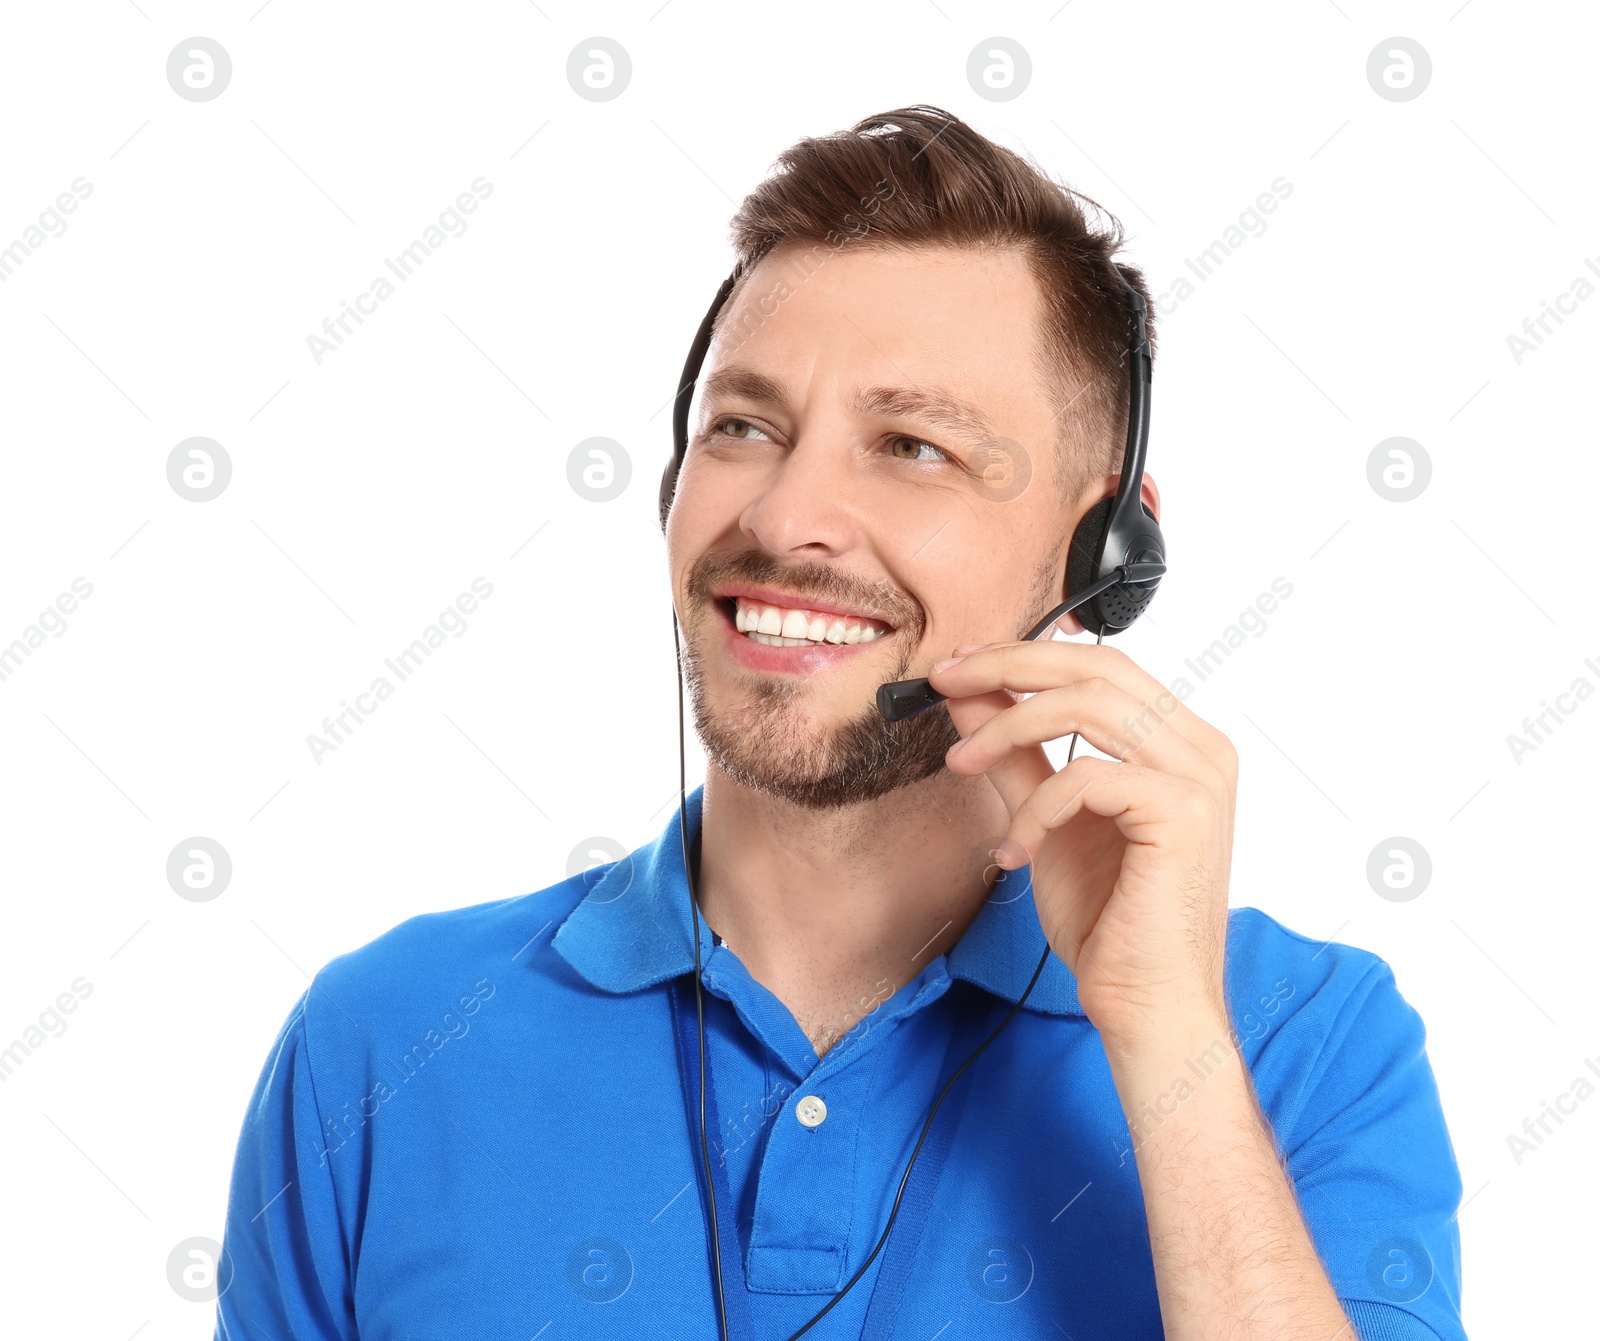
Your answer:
[795,1094,828,1128]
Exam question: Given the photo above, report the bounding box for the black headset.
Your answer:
[662,260,1166,1340]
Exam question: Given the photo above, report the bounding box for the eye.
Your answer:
[712,416,772,441]
[888,435,951,463]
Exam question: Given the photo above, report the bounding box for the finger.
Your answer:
[962,731,1054,823]
[930,640,1226,763]
[940,687,1054,820]
[1005,756,1124,946]
[941,686,1013,741]
[947,677,1222,791]
[1002,754,1218,872]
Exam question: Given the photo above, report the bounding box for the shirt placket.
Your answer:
[743,1035,885,1292]
[696,953,956,1297]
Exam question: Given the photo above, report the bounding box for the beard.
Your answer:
[678,547,1058,812]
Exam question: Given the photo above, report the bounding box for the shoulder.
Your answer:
[1223,904,1403,1040]
[1224,905,1441,1141]
[299,871,595,1057]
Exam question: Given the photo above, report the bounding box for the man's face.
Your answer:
[667,242,1093,810]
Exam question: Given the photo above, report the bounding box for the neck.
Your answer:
[694,764,1010,1051]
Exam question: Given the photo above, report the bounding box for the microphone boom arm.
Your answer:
[875,561,1167,724]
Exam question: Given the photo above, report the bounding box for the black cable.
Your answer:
[674,605,1102,1340]
[673,608,730,1341]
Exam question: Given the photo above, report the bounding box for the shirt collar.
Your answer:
[550,784,1084,1017]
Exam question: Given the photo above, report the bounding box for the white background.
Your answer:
[0,3,1594,1337]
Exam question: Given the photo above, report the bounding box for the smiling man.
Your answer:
[215,107,1466,1341]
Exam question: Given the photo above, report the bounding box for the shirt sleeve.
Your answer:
[214,989,359,1340]
[1271,958,1466,1341]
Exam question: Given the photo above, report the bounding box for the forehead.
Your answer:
[707,242,1054,410]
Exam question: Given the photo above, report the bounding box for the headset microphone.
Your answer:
[661,261,1164,1341]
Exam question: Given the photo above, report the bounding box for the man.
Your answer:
[215,107,1465,1340]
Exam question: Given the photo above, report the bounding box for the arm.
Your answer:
[931,640,1461,1339]
[215,989,358,1340]
[1104,1010,1351,1340]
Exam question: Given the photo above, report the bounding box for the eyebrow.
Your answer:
[698,365,998,446]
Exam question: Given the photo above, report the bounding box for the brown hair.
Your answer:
[718,104,1156,505]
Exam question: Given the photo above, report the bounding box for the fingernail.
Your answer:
[931,656,964,673]
[994,836,1029,868]
[947,735,967,755]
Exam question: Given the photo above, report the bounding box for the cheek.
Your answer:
[669,451,764,539]
[907,526,1063,644]
[665,468,733,583]
[905,554,992,645]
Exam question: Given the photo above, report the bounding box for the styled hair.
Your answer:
[719,104,1156,504]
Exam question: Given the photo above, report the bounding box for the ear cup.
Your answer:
[1065,496,1116,635]
[1066,498,1162,636]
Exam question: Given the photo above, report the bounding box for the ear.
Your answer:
[1055,471,1161,635]
[1138,471,1160,523]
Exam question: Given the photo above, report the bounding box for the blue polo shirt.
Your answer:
[215,785,1465,1340]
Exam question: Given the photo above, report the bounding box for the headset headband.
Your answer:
[659,270,742,531]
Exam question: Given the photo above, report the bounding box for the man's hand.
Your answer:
[929,637,1356,1341]
[928,638,1238,1047]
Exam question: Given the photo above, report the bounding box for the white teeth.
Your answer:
[730,596,889,648]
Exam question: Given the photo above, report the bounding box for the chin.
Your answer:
[692,683,959,812]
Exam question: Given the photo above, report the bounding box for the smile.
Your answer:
[715,587,895,651]
[735,598,890,647]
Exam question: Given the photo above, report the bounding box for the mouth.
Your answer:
[713,584,896,650]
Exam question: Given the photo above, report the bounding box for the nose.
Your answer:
[740,431,862,560]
